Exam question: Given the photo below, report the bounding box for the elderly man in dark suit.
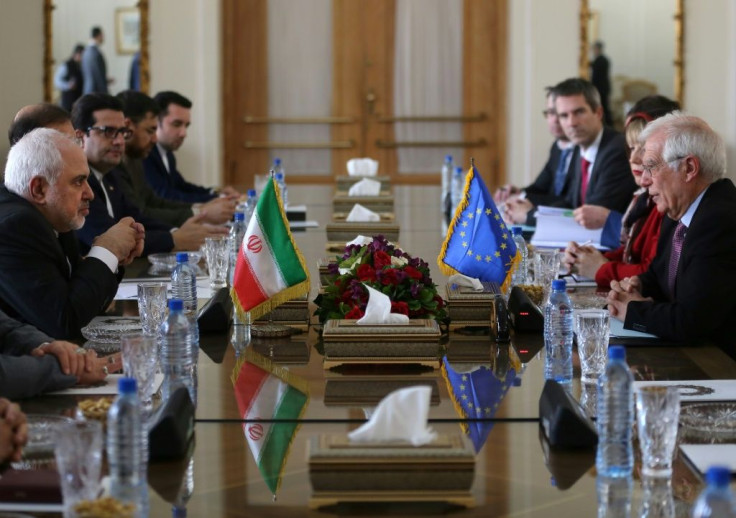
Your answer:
[608,113,736,355]
[0,127,142,339]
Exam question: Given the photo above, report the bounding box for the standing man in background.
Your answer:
[54,44,84,111]
[590,41,612,126]
[82,26,110,94]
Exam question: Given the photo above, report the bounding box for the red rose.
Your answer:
[380,268,399,286]
[373,250,391,269]
[390,301,409,316]
[403,265,422,280]
[345,306,364,319]
[357,264,377,282]
[433,294,445,308]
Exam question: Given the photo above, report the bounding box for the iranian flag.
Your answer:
[231,177,310,321]
[232,349,309,495]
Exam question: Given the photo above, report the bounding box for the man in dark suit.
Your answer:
[590,41,612,126]
[553,78,635,214]
[72,94,228,256]
[500,88,577,225]
[0,127,142,339]
[143,91,240,202]
[608,113,736,354]
[81,26,109,94]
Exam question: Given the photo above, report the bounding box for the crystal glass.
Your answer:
[636,386,680,477]
[533,249,560,304]
[204,236,229,289]
[121,333,158,414]
[137,282,167,337]
[575,309,610,383]
[54,420,103,512]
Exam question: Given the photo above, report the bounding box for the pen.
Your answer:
[579,240,593,247]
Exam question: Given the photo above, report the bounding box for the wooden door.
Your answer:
[222,0,506,188]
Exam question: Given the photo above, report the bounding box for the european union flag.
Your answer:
[438,165,519,292]
[441,356,519,453]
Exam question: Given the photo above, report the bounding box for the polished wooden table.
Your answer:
[21,184,736,516]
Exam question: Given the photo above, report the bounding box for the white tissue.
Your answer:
[347,158,379,177]
[448,273,484,291]
[348,386,437,446]
[345,235,373,247]
[348,178,382,197]
[346,203,380,222]
[356,285,409,325]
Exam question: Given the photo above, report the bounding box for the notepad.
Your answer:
[680,444,736,475]
[531,206,604,249]
[609,318,659,340]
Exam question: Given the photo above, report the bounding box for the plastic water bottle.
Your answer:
[543,279,574,384]
[171,252,197,315]
[272,157,285,180]
[228,212,246,285]
[243,188,257,221]
[597,475,632,518]
[160,299,198,407]
[441,154,454,220]
[511,226,528,285]
[172,457,195,517]
[691,466,736,517]
[596,345,634,477]
[450,166,465,216]
[275,172,288,208]
[107,377,148,516]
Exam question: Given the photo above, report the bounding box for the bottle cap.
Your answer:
[445,154,453,161]
[173,507,187,518]
[608,345,626,361]
[455,166,463,174]
[274,157,281,165]
[176,252,189,263]
[118,377,137,394]
[512,226,522,236]
[247,189,256,197]
[705,466,731,487]
[551,279,566,291]
[168,299,184,311]
[275,172,284,180]
[234,212,245,221]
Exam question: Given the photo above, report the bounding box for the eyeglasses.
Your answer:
[641,157,685,177]
[86,126,133,140]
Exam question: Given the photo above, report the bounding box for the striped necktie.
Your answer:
[667,222,687,297]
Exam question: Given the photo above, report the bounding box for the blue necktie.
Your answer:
[553,147,572,196]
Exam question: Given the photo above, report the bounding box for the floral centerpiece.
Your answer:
[314,236,447,323]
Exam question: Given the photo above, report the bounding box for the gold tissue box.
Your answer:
[325,222,400,243]
[253,295,310,329]
[445,281,501,329]
[308,433,475,508]
[332,195,395,214]
[322,319,441,369]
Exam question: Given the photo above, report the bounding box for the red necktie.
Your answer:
[580,158,591,205]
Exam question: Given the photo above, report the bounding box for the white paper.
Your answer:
[347,158,379,177]
[531,205,604,249]
[680,444,736,474]
[346,203,380,222]
[47,373,164,396]
[356,285,409,325]
[115,280,214,301]
[634,379,736,403]
[448,273,484,291]
[348,178,382,196]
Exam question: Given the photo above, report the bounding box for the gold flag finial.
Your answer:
[470,157,475,168]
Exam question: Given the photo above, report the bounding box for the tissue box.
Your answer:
[325,222,400,243]
[253,294,310,330]
[322,319,441,369]
[336,175,392,192]
[331,211,395,223]
[308,433,475,508]
[332,195,395,214]
[445,281,501,329]
[317,257,337,288]
[250,333,311,364]
[324,373,440,407]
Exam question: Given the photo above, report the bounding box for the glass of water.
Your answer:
[575,309,610,383]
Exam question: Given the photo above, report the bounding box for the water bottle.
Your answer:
[272,157,285,180]
[171,252,197,315]
[597,475,632,518]
[511,226,528,286]
[172,457,195,517]
[243,188,257,221]
[543,279,574,384]
[228,212,246,285]
[691,466,736,517]
[275,172,288,208]
[596,345,634,477]
[441,154,454,220]
[160,299,198,407]
[450,166,465,216]
[107,377,148,516]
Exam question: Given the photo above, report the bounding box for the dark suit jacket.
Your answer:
[117,156,194,227]
[143,145,216,203]
[0,187,120,339]
[0,311,77,399]
[76,171,175,256]
[81,44,107,94]
[561,127,635,214]
[625,179,736,354]
[524,142,578,207]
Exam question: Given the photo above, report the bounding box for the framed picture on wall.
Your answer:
[115,7,140,55]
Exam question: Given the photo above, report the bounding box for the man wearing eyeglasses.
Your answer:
[72,93,228,256]
[608,113,736,354]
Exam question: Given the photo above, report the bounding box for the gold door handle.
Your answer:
[366,89,377,115]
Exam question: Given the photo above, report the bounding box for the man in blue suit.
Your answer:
[81,26,110,94]
[143,91,240,202]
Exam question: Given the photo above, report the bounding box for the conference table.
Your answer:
[18,185,736,516]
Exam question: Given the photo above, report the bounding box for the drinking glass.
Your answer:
[575,309,610,383]
[121,333,158,414]
[54,420,103,512]
[533,249,560,303]
[137,282,167,336]
[636,386,680,477]
[204,236,229,289]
